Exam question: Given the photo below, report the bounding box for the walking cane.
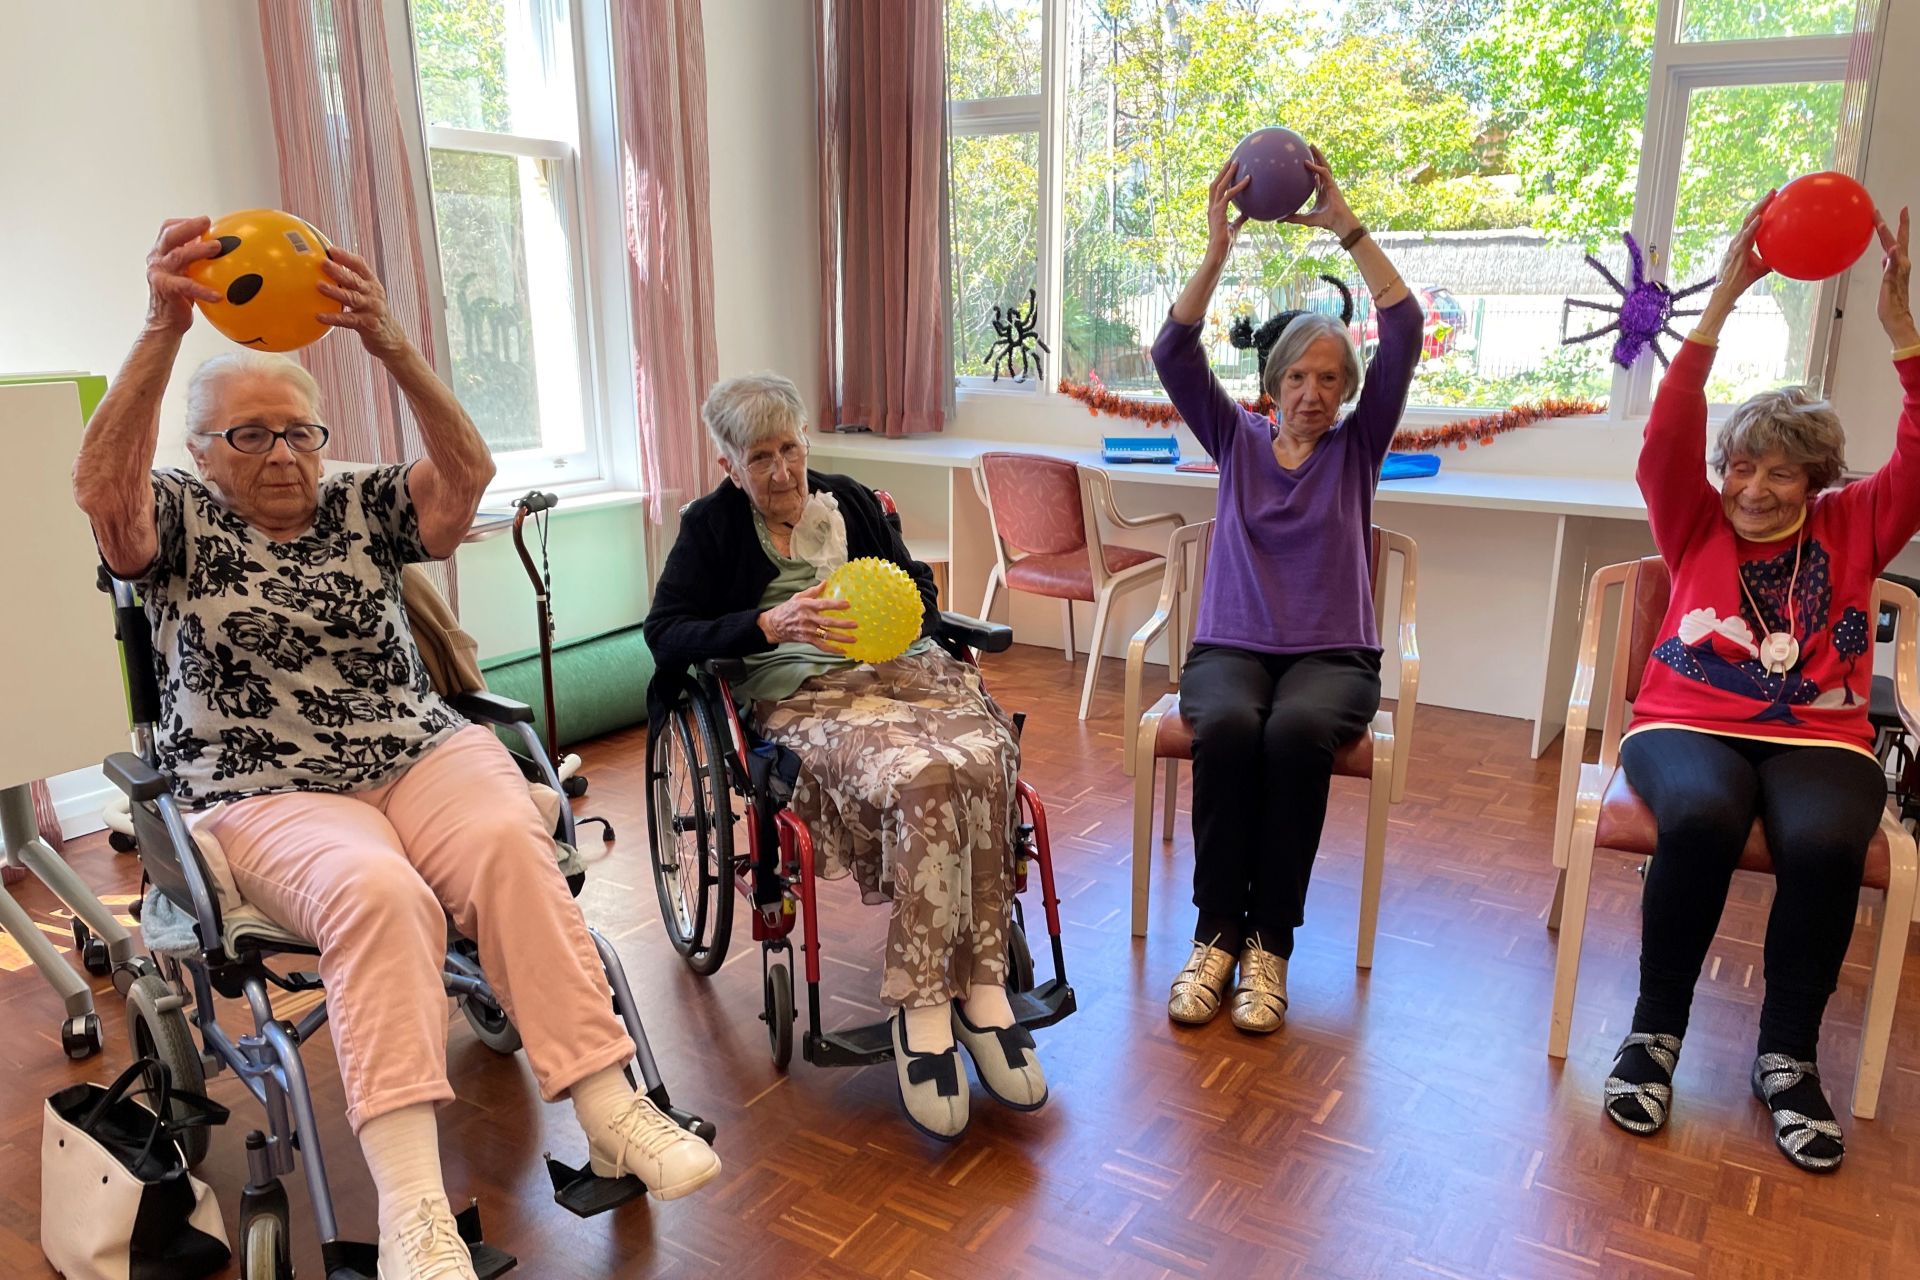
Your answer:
[511,492,613,841]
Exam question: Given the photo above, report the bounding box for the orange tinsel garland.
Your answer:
[1056,377,1605,453]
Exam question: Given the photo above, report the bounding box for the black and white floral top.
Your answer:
[138,463,464,809]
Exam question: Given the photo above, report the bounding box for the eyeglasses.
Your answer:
[203,423,331,455]
[740,438,809,478]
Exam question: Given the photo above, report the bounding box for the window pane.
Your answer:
[426,147,586,456]
[1657,80,1843,403]
[947,0,1043,100]
[412,0,577,138]
[1679,0,1855,43]
[1058,0,1643,408]
[950,131,1042,384]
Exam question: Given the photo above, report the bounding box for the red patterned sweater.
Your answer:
[1626,335,1920,756]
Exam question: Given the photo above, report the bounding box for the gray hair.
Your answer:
[1262,312,1364,406]
[1711,385,1846,493]
[702,373,807,458]
[184,351,323,444]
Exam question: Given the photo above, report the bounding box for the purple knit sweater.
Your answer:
[1149,295,1422,654]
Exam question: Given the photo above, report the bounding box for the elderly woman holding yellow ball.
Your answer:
[644,373,1044,1141]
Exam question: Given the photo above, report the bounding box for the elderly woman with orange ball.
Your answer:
[644,372,1046,1142]
[73,217,721,1280]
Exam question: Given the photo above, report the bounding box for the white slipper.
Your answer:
[890,1010,969,1141]
[954,1004,1048,1111]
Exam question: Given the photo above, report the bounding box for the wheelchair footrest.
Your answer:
[805,980,1078,1070]
[322,1202,516,1279]
[1011,979,1076,1032]
[545,1153,649,1218]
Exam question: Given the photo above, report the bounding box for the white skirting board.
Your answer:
[46,766,112,841]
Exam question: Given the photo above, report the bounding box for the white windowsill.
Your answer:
[479,482,646,513]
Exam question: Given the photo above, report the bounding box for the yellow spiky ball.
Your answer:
[822,557,924,664]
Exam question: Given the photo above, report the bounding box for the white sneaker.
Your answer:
[588,1094,723,1200]
[377,1196,477,1280]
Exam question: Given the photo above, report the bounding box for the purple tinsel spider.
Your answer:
[1562,232,1718,369]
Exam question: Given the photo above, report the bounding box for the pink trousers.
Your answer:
[203,725,633,1131]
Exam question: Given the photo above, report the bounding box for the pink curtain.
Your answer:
[610,0,720,527]
[257,0,440,468]
[814,0,951,437]
[257,0,454,601]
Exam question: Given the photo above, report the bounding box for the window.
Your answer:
[409,0,609,488]
[946,0,1050,391]
[947,0,1877,415]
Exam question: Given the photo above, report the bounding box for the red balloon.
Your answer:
[1755,171,1876,281]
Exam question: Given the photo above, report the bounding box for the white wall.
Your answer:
[0,3,282,472]
[1829,0,1920,470]
[701,0,823,407]
[4,4,283,833]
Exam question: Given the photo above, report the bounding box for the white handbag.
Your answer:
[41,1059,230,1280]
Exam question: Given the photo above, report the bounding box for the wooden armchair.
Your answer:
[1546,557,1920,1119]
[1126,526,1420,966]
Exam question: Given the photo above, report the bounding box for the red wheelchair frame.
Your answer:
[644,563,1075,1070]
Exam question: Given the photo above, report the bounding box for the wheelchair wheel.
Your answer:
[764,960,794,1070]
[125,973,211,1169]
[460,994,523,1055]
[242,1211,291,1280]
[646,696,735,975]
[1007,923,1036,995]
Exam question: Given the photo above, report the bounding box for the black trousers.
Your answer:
[1620,728,1887,1061]
[1180,643,1382,953]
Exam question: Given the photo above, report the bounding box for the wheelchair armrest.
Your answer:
[104,751,170,803]
[937,611,1013,654]
[703,657,750,682]
[447,691,535,725]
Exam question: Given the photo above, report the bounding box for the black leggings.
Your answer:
[1180,643,1382,955]
[1620,729,1887,1061]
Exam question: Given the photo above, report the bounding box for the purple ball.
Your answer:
[1229,128,1317,222]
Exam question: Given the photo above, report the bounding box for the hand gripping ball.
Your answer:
[186,209,343,352]
[822,557,924,664]
[1228,127,1317,222]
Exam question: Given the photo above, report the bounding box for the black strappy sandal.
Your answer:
[1603,1032,1681,1136]
[1751,1054,1844,1173]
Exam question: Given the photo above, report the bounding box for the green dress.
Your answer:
[730,510,930,706]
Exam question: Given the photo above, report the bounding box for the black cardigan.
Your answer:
[643,470,939,709]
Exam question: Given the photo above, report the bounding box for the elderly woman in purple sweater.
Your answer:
[1150,150,1421,1033]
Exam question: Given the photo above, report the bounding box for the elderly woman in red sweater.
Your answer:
[1605,196,1920,1173]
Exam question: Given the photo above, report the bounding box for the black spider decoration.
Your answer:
[984,289,1050,383]
[1561,232,1717,369]
[1229,274,1353,375]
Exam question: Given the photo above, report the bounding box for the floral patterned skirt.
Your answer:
[754,648,1020,1007]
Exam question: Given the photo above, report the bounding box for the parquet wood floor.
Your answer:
[5,644,1919,1278]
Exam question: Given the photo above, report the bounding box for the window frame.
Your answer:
[948,0,1874,421]
[401,0,636,501]
[946,0,1063,395]
[1620,9,1858,416]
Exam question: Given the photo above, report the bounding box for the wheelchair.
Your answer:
[96,575,713,1280]
[645,606,1076,1073]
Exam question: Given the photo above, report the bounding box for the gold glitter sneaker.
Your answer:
[1167,937,1237,1025]
[1229,937,1288,1034]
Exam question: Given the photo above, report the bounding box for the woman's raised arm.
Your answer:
[74,218,223,578]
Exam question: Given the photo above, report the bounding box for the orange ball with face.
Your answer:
[185,209,342,352]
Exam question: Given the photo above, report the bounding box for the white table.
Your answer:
[810,432,1656,757]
